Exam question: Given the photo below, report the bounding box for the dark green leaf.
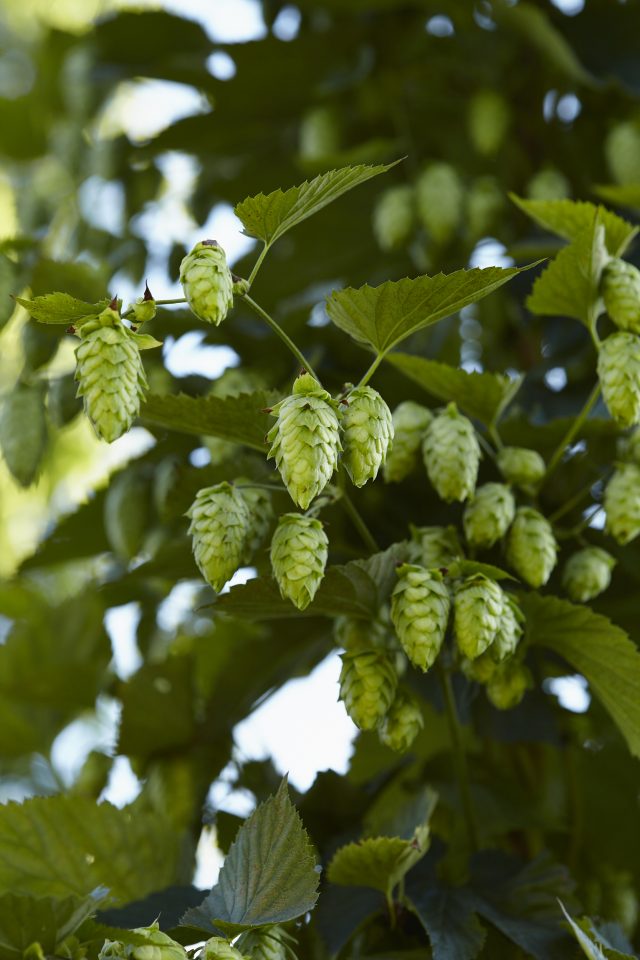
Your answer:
[0,383,47,487]
[0,890,107,960]
[407,884,486,960]
[559,903,636,959]
[140,391,277,451]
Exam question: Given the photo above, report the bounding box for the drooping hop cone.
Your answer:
[391,564,450,671]
[342,385,393,487]
[270,512,328,610]
[408,524,463,568]
[75,306,148,443]
[383,401,432,483]
[598,332,640,427]
[379,689,424,752]
[605,463,640,544]
[415,162,464,245]
[454,574,505,660]
[601,258,640,334]
[496,446,545,490]
[506,507,558,587]
[463,482,516,549]
[486,660,532,711]
[179,240,234,325]
[372,184,415,251]
[267,372,341,509]
[563,546,616,602]
[203,938,246,960]
[187,482,251,592]
[239,926,288,960]
[422,403,480,502]
[339,649,398,731]
[491,593,524,662]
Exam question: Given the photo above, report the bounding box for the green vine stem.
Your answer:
[542,381,601,485]
[438,662,479,853]
[240,293,321,381]
[248,243,270,287]
[356,352,385,389]
[337,468,379,554]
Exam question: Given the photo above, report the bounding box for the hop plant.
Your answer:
[372,185,415,251]
[187,482,251,591]
[605,463,640,544]
[416,162,464,244]
[237,927,288,960]
[598,332,640,427]
[454,575,504,660]
[179,239,234,325]
[267,372,341,509]
[605,121,640,186]
[408,524,463,568]
[602,258,640,334]
[422,403,480,502]
[563,546,616,602]
[100,924,187,960]
[497,446,545,490]
[379,689,424,752]
[334,615,388,653]
[339,649,398,731]
[486,660,532,710]
[341,385,393,486]
[491,593,524,661]
[506,507,558,587]
[383,401,432,483]
[202,939,246,960]
[238,485,273,564]
[390,564,450,671]
[270,512,328,610]
[618,427,640,465]
[463,482,516,549]
[467,89,510,156]
[459,651,498,685]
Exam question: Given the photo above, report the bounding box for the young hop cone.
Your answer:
[267,372,341,509]
[187,482,251,592]
[605,463,640,544]
[203,939,246,960]
[598,332,640,427]
[506,507,558,587]
[179,239,234,326]
[415,162,464,245]
[339,649,398,731]
[270,512,328,610]
[563,546,616,603]
[379,689,424,753]
[334,615,388,653]
[409,524,463,568]
[391,564,451,671]
[127,284,156,326]
[486,660,532,710]
[463,482,516,549]
[238,926,288,960]
[454,574,504,661]
[497,446,545,490]
[372,184,415,251]
[601,258,640,334]
[422,403,480,502]
[383,401,433,483]
[342,385,393,486]
[491,593,524,661]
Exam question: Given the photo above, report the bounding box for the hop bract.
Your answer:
[179,239,234,326]
[339,649,397,731]
[463,482,516,549]
[491,593,524,661]
[605,463,640,544]
[334,615,388,653]
[267,372,341,509]
[342,385,393,487]
[409,524,463,568]
[270,512,328,610]
[486,660,532,710]
[497,446,545,490]
[563,546,616,602]
[454,574,504,660]
[602,258,640,334]
[203,938,246,960]
[506,507,558,587]
[598,332,640,427]
[237,927,288,960]
[187,482,251,592]
[422,403,480,502]
[372,185,415,251]
[391,564,450,671]
[127,286,157,326]
[379,689,424,752]
[383,401,432,483]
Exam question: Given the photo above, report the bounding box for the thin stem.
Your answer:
[477,431,497,463]
[356,353,385,389]
[438,663,479,852]
[155,297,188,305]
[338,469,379,554]
[240,293,320,381]
[235,482,287,493]
[548,476,599,524]
[248,243,270,287]
[489,422,504,451]
[542,381,601,485]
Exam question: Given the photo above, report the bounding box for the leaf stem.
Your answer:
[548,476,600,524]
[235,482,288,493]
[542,381,601,485]
[356,353,385,389]
[240,293,320,381]
[437,663,479,852]
[337,469,379,554]
[155,297,188,306]
[248,243,270,287]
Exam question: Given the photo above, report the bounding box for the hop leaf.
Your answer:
[491,593,524,661]
[100,923,187,960]
[422,402,480,502]
[605,463,640,544]
[506,507,558,587]
[408,524,463,568]
[270,512,328,610]
[486,660,532,710]
[379,689,424,752]
[563,546,616,602]
[341,385,393,487]
[372,185,415,251]
[180,240,234,326]
[267,372,341,509]
[390,564,450,671]
[415,162,464,245]
[496,446,545,490]
[454,574,505,661]
[463,482,516,549]
[601,258,640,333]
[339,649,398,731]
[383,401,433,483]
[203,939,246,960]
[187,482,251,591]
[238,926,289,960]
[598,332,640,427]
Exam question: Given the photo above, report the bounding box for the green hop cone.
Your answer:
[128,284,156,326]
[563,546,616,602]
[454,575,505,660]
[270,512,328,610]
[339,649,398,731]
[203,939,246,960]
[525,167,570,201]
[100,924,187,960]
[422,403,480,502]
[75,305,148,443]
[334,614,388,652]
[491,593,524,662]
[601,258,640,334]
[618,427,640,464]
[506,507,558,587]
[238,926,289,960]
[416,162,464,245]
[460,651,498,685]
[486,660,532,710]
[372,185,415,251]
[606,121,640,186]
[598,332,640,427]
[408,524,463,568]
[467,89,510,156]
[463,482,516,549]
[383,401,433,483]
[390,564,450,671]
[466,176,504,242]
[179,239,234,326]
[342,385,393,487]
[237,484,273,564]
[605,463,640,544]
[267,372,341,509]
[187,482,251,591]
[299,105,341,159]
[496,446,545,490]
[379,689,424,752]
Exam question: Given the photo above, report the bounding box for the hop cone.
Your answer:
[238,485,273,564]
[187,482,251,591]
[598,332,640,427]
[525,167,570,201]
[618,427,640,465]
[75,306,147,443]
[239,927,288,960]
[408,524,463,568]
[563,546,616,602]
[270,513,328,610]
[605,463,640,544]
[342,386,393,486]
[390,564,450,671]
[460,651,498,685]
[486,660,532,710]
[416,162,464,244]
[506,507,558,587]
[463,482,516,549]
[602,258,640,333]
[422,403,480,502]
[468,89,509,156]
[373,185,415,251]
[203,939,246,960]
[466,176,504,242]
[267,372,341,509]
[497,446,545,490]
[454,575,504,660]
[179,240,234,326]
[334,615,388,653]
[383,401,433,483]
[379,689,424,752]
[606,121,640,186]
[339,650,397,731]
[491,593,524,662]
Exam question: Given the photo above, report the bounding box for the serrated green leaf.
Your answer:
[523,593,640,757]
[511,196,637,256]
[0,890,107,960]
[140,390,278,451]
[235,161,400,246]
[0,383,47,487]
[328,827,430,899]
[559,903,635,960]
[15,293,108,324]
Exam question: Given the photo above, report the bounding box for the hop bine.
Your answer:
[379,689,424,752]
[598,332,640,427]
[453,574,505,660]
[187,482,251,592]
[605,463,640,544]
[506,507,558,587]
[270,513,328,610]
[341,385,393,487]
[383,401,433,483]
[422,402,480,502]
[179,239,234,326]
[339,649,397,730]
[563,546,616,602]
[391,564,450,671]
[463,482,516,549]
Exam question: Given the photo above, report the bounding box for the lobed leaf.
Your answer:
[511,195,637,256]
[15,292,109,324]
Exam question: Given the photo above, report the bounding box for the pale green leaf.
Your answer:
[594,184,640,212]
[328,827,430,898]
[15,293,109,324]
[511,196,637,256]
[0,890,107,960]
[496,2,594,86]
[0,383,47,487]
[140,390,278,451]
[559,903,635,960]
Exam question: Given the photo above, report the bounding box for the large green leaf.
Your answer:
[117,656,195,759]
[140,390,278,451]
[0,891,107,960]
[328,826,430,899]
[511,196,637,256]
[15,293,109,324]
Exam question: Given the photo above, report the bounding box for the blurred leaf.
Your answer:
[593,184,640,212]
[511,196,637,256]
[559,903,635,959]
[407,883,486,960]
[15,293,107,324]
[140,391,277,451]
[0,383,47,487]
[0,890,107,960]
[97,886,206,932]
[496,2,594,86]
[118,656,195,759]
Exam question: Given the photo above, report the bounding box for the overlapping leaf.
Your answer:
[140,390,277,450]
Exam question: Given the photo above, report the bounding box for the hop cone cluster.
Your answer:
[598,332,640,427]
[506,507,558,587]
[339,650,397,731]
[373,185,415,251]
[391,564,450,671]
[602,258,640,333]
[267,372,341,509]
[605,463,640,544]
[563,546,616,602]
[342,386,393,486]
[379,689,424,752]
[180,240,234,326]
[422,403,480,502]
[416,162,464,244]
[75,305,148,443]
[384,401,432,483]
[486,660,532,710]
[463,482,515,549]
[270,513,328,610]
[454,575,505,660]
[497,446,545,490]
[187,482,251,592]
[203,939,246,960]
